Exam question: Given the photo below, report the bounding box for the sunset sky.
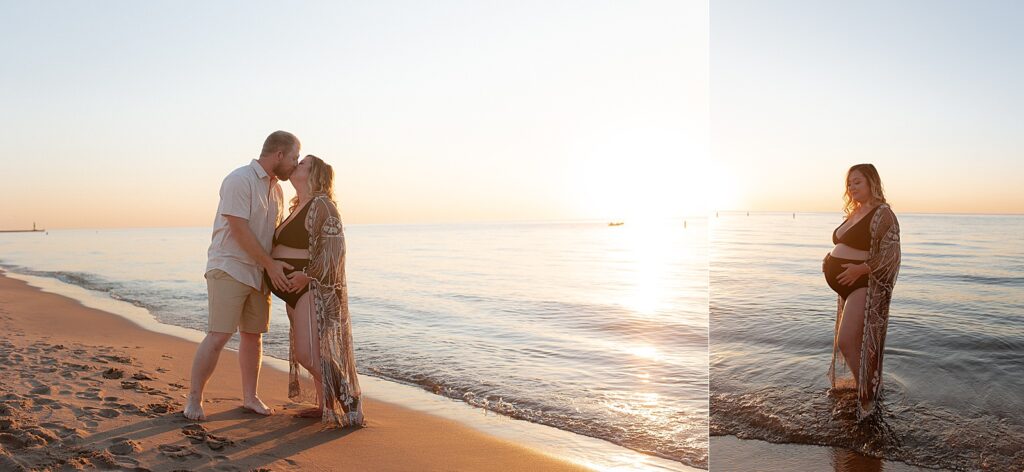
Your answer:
[712,0,1024,214]
[4,2,1021,231]
[0,1,709,229]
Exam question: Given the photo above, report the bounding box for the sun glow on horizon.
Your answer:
[568,157,722,221]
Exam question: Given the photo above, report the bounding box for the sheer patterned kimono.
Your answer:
[828,203,901,420]
[288,194,365,427]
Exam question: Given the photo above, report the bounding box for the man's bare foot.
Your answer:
[242,396,275,416]
[183,395,206,421]
[294,407,323,418]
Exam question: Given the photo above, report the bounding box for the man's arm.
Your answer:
[224,215,291,291]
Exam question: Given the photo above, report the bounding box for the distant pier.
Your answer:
[0,222,45,233]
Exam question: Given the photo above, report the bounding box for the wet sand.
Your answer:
[0,271,589,471]
[710,436,945,472]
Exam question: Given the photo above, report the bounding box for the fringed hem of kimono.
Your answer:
[827,203,901,421]
[287,195,366,428]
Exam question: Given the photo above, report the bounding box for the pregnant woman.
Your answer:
[268,154,365,427]
[822,163,901,419]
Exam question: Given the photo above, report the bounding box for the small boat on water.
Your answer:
[607,222,624,227]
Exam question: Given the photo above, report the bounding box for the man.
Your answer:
[183,130,300,421]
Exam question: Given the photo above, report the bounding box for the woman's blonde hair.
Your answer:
[843,163,886,217]
[290,154,335,213]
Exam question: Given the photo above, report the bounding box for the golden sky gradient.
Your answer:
[1,1,709,230]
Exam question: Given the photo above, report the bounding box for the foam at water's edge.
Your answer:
[2,269,699,472]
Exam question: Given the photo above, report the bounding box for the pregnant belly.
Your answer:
[271,244,309,259]
[830,243,868,261]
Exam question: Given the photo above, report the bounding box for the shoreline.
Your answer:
[0,270,695,471]
[709,436,941,472]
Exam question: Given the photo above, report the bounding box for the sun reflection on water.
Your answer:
[612,218,698,318]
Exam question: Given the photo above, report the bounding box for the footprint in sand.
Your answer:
[24,379,46,390]
[69,449,122,469]
[97,409,121,418]
[28,386,51,395]
[22,426,59,444]
[142,403,177,417]
[112,403,141,414]
[108,437,142,455]
[62,362,92,371]
[111,456,149,471]
[120,380,139,390]
[0,427,58,448]
[157,444,202,461]
[0,432,27,449]
[181,424,235,451]
[181,423,208,443]
[205,433,234,451]
[75,391,102,401]
[97,355,134,365]
[39,422,84,440]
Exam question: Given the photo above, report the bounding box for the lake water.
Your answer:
[710,212,1024,471]
[0,218,708,468]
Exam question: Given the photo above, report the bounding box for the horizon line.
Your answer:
[6,210,1024,232]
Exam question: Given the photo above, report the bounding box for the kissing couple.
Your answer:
[182,130,364,427]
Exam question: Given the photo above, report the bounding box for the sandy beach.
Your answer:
[0,270,591,471]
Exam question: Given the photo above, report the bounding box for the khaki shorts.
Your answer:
[205,269,271,334]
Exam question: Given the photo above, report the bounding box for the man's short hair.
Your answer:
[260,131,300,157]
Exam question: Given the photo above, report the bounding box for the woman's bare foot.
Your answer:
[294,407,323,418]
[242,396,275,416]
[183,395,206,421]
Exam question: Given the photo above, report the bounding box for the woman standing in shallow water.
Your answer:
[822,164,901,419]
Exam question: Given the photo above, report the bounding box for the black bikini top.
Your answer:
[274,200,312,249]
[832,206,880,251]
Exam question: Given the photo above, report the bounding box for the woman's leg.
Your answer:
[291,291,325,416]
[837,287,868,386]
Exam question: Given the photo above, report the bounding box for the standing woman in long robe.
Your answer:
[822,163,901,420]
[269,154,365,427]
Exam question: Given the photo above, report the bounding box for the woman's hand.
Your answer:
[838,262,870,286]
[265,259,294,292]
[286,271,312,293]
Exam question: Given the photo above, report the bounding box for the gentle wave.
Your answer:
[710,387,1024,470]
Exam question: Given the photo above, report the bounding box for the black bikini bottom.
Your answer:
[823,253,868,299]
[265,258,310,309]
